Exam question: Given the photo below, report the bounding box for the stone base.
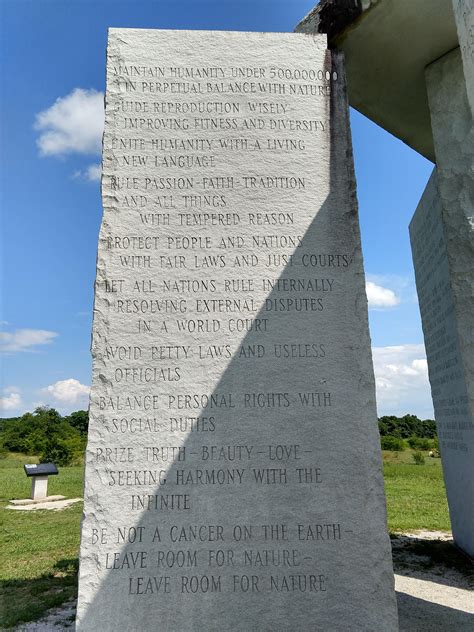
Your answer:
[9,495,66,505]
[6,497,82,511]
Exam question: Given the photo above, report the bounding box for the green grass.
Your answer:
[0,454,84,628]
[0,450,451,627]
[382,449,451,532]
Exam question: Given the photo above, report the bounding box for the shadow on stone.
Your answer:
[77,51,396,630]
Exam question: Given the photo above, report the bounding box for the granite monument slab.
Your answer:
[410,46,474,557]
[76,29,398,631]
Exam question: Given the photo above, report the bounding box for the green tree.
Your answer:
[381,435,405,451]
[1,407,86,465]
[41,434,85,466]
[378,415,437,439]
[66,410,89,435]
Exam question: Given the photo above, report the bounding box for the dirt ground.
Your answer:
[12,532,473,631]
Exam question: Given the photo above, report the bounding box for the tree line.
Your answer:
[378,414,438,452]
[0,407,88,466]
[0,408,438,466]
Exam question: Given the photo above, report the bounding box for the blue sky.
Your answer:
[0,0,434,418]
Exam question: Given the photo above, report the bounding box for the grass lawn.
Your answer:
[0,454,83,628]
[382,449,451,532]
[0,449,451,628]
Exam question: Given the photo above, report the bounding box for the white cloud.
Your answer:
[72,162,101,182]
[0,328,58,353]
[85,163,101,181]
[366,281,400,309]
[0,388,22,412]
[367,273,419,306]
[43,378,90,404]
[372,344,434,418]
[35,88,104,157]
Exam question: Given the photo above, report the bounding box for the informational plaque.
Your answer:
[77,29,398,631]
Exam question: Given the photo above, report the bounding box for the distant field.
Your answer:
[0,454,83,628]
[0,450,451,628]
[382,450,450,532]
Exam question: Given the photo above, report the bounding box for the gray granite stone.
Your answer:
[410,47,474,558]
[453,0,474,117]
[76,29,398,630]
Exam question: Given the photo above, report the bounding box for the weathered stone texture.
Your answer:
[453,0,474,117]
[76,29,397,630]
[295,0,365,42]
[410,47,474,557]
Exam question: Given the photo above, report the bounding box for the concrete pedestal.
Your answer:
[31,475,49,500]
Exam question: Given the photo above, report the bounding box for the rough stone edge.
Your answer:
[330,48,400,630]
[75,27,121,628]
[295,0,377,41]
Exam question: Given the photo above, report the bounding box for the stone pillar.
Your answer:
[295,0,474,557]
[452,0,474,117]
[410,46,473,557]
[31,476,49,500]
[76,28,398,631]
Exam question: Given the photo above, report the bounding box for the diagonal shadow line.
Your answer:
[392,536,474,590]
[77,51,396,631]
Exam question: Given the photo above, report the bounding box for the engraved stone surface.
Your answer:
[411,47,474,557]
[76,29,398,630]
[410,171,474,557]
